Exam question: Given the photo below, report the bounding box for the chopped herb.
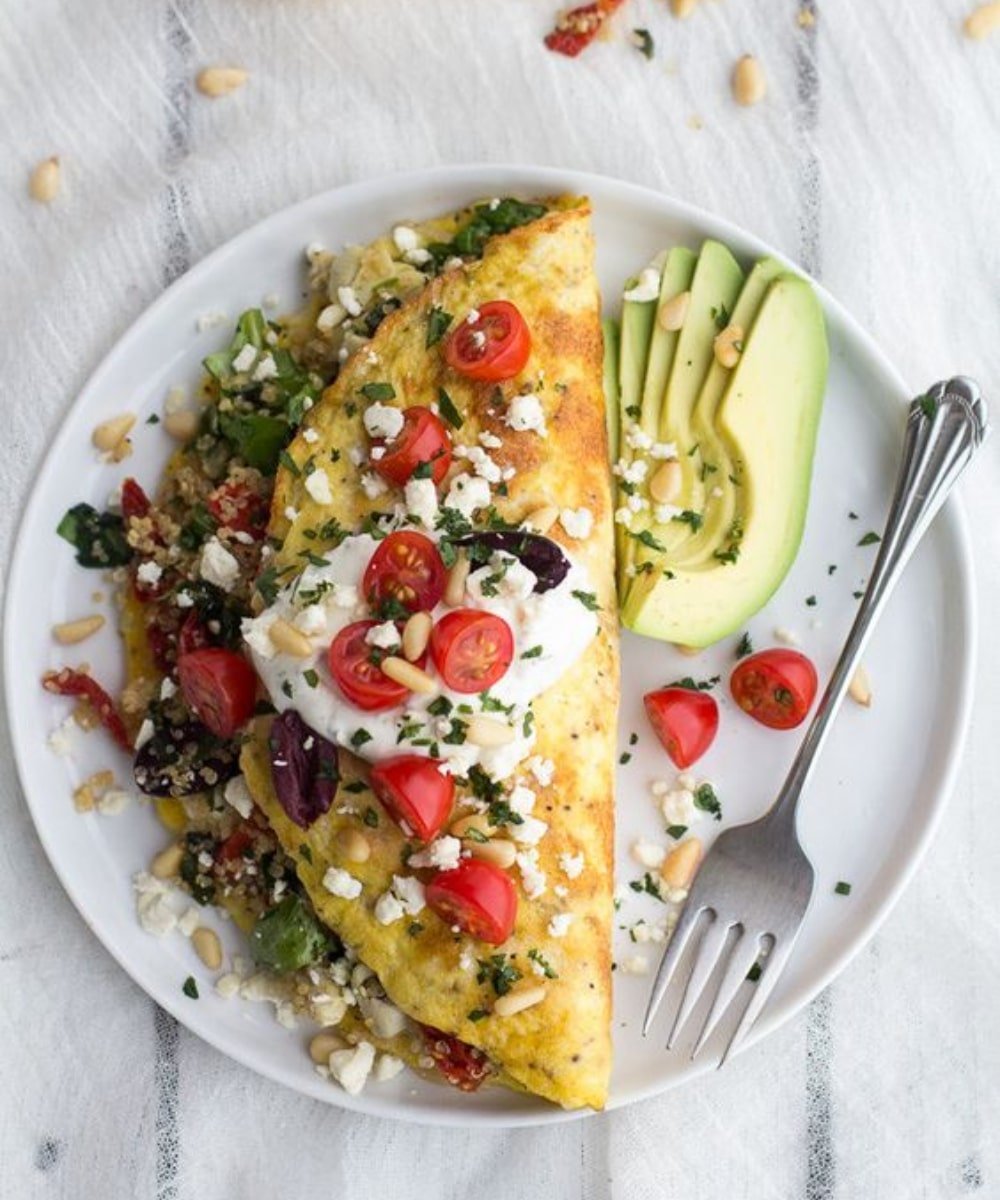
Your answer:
[666,676,720,692]
[571,589,600,612]
[467,765,503,806]
[350,729,372,749]
[476,953,523,996]
[700,460,718,481]
[918,393,938,420]
[848,510,859,520]
[281,680,293,699]
[426,307,453,347]
[853,590,864,600]
[806,595,817,607]
[858,531,881,547]
[359,382,396,403]
[746,963,763,983]
[299,549,329,568]
[278,450,300,477]
[619,752,632,765]
[427,695,453,717]
[427,197,547,265]
[835,880,852,896]
[527,948,558,979]
[464,827,489,845]
[344,401,357,418]
[521,645,543,660]
[666,824,688,840]
[735,631,754,659]
[56,503,131,568]
[468,1008,489,1022]
[828,564,838,576]
[182,976,199,999]
[487,799,525,828]
[629,872,665,902]
[693,782,722,821]
[629,732,639,746]
[625,404,641,420]
[407,921,425,937]
[629,529,667,552]
[711,304,730,331]
[299,844,313,864]
[303,669,319,689]
[342,780,368,794]
[437,386,463,429]
[146,413,160,424]
[631,27,654,58]
[672,510,704,532]
[522,709,535,739]
[363,807,379,828]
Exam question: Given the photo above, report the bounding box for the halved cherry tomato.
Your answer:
[328,619,422,712]
[121,478,151,521]
[644,687,719,769]
[730,649,818,730]
[370,755,455,842]
[362,531,446,615]
[443,301,531,383]
[177,648,257,737]
[420,1025,492,1092]
[544,0,625,57]
[429,609,514,694]
[207,481,268,538]
[372,406,452,486]
[177,613,212,657]
[425,859,517,945]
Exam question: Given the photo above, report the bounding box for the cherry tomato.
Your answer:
[362,531,446,615]
[328,619,421,712]
[121,478,151,521]
[644,687,719,769]
[730,649,818,730]
[420,1025,492,1092]
[425,859,517,945]
[370,755,455,842]
[443,301,531,383]
[373,406,452,487]
[207,481,268,538]
[544,0,625,56]
[177,648,258,737]
[429,609,514,694]
[177,613,212,657]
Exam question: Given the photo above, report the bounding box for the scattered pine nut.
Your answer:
[163,410,201,441]
[191,927,223,971]
[309,1030,346,1064]
[402,611,432,662]
[732,55,767,107]
[797,7,816,29]
[713,323,745,369]
[196,66,249,97]
[661,837,702,891]
[72,769,115,813]
[336,827,371,864]
[658,291,691,332]
[465,716,516,747]
[29,156,61,203]
[965,2,1000,38]
[649,460,682,505]
[53,614,105,645]
[380,656,438,695]
[494,985,547,1017]
[444,553,470,607]
[268,618,314,659]
[848,665,873,708]
[522,505,560,534]
[463,837,517,869]
[151,843,184,879]
[673,643,701,657]
[92,413,136,453]
[670,0,699,17]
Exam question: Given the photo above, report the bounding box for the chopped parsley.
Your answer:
[467,1008,490,1022]
[426,307,453,347]
[693,782,722,821]
[735,631,754,659]
[427,695,453,717]
[146,412,160,424]
[182,976,199,999]
[625,404,641,420]
[828,564,838,576]
[56,503,131,569]
[521,645,543,660]
[349,729,372,749]
[527,948,558,979]
[629,873,665,902]
[281,680,293,700]
[834,880,852,896]
[631,27,654,58]
[407,921,425,937]
[436,386,463,429]
[476,953,522,996]
[278,450,300,477]
[666,675,720,692]
[746,963,763,983]
[342,780,368,794]
[629,528,667,552]
[666,824,688,840]
[858,531,881,547]
[571,589,600,612]
[711,304,730,331]
[487,799,525,828]
[468,764,504,806]
[302,669,319,689]
[363,807,379,828]
[806,595,817,607]
[918,393,938,420]
[298,844,313,864]
[619,752,632,765]
[359,382,396,403]
[672,509,704,532]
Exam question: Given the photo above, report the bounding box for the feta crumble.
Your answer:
[619,954,650,976]
[323,867,363,900]
[199,537,240,592]
[363,403,404,441]
[360,471,389,500]
[559,507,594,540]
[632,839,667,869]
[136,560,163,587]
[365,621,402,650]
[328,1041,375,1095]
[548,913,574,938]
[558,851,585,879]
[231,343,257,373]
[506,393,547,435]
[404,478,438,528]
[224,775,254,820]
[408,836,462,871]
[336,286,363,317]
[443,472,490,518]
[304,469,334,505]
[623,266,661,303]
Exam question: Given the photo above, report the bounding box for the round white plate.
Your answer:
[5,165,976,1127]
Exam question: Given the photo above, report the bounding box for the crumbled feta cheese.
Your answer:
[618,459,649,485]
[467,553,537,603]
[624,426,653,452]
[136,560,163,587]
[711,485,724,499]
[360,471,388,500]
[176,907,199,938]
[405,248,432,266]
[159,677,177,701]
[512,815,548,845]
[619,954,650,976]
[392,225,420,253]
[548,913,574,938]
[559,507,593,539]
[134,872,179,936]
[508,784,536,815]
[626,494,647,514]
[623,266,661,303]
[506,393,546,435]
[558,851,584,879]
[404,478,438,529]
[650,441,678,460]
[363,403,404,441]
[466,308,480,324]
[215,972,241,998]
[373,1054,405,1083]
[323,867,363,900]
[196,310,228,333]
[364,997,408,1039]
[632,839,667,869]
[304,469,334,505]
[330,582,360,609]
[408,836,462,871]
[284,506,299,523]
[516,849,547,899]
[252,353,278,383]
[374,891,405,926]
[348,445,366,466]
[47,717,75,757]
[676,772,696,791]
[455,443,502,483]
[231,343,257,373]
[654,504,682,524]
[199,537,240,592]
[392,875,426,914]
[336,286,363,317]
[241,613,277,661]
[365,621,401,650]
[302,427,320,444]
[469,330,487,351]
[774,626,800,646]
[479,430,503,450]
[224,775,254,820]
[525,756,555,787]
[459,947,476,972]
[661,787,697,827]
[328,1041,376,1095]
[135,718,155,750]
[443,473,490,518]
[615,507,634,527]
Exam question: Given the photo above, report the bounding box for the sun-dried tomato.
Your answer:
[42,668,132,753]
[121,478,152,521]
[544,0,625,57]
[420,1026,493,1092]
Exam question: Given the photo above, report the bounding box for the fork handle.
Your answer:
[765,377,990,828]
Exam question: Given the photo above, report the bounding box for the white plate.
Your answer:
[4,165,976,1127]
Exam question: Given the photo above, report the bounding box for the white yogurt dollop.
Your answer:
[243,533,598,781]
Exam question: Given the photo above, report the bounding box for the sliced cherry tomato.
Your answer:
[121,478,151,521]
[425,859,517,945]
[430,609,514,694]
[362,531,446,616]
[644,687,719,769]
[216,826,254,862]
[544,0,624,57]
[42,667,132,752]
[730,649,818,730]
[177,648,257,737]
[372,406,452,487]
[207,481,268,538]
[328,619,420,712]
[370,755,455,842]
[178,613,212,657]
[420,1025,492,1092]
[443,301,531,383]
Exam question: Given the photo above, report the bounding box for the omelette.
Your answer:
[239,201,618,1109]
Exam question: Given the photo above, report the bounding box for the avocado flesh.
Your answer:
[626,240,744,578]
[602,317,621,465]
[621,274,828,646]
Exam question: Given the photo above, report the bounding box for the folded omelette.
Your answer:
[239,201,619,1109]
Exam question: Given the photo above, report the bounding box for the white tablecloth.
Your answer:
[2,2,999,1197]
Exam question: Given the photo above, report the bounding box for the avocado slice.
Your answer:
[602,317,620,465]
[621,273,828,646]
[624,240,744,580]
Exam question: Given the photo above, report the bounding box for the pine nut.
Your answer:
[465,716,516,747]
[673,643,701,657]
[53,614,105,645]
[381,656,438,695]
[649,459,682,505]
[163,410,201,441]
[309,1030,347,1064]
[336,827,371,863]
[732,55,767,106]
[29,156,61,203]
[450,813,497,839]
[661,838,702,890]
[444,554,470,606]
[151,842,184,879]
[848,664,872,708]
[191,927,223,971]
[522,504,559,534]
[494,985,547,1017]
[402,612,432,662]
[92,413,136,452]
[268,618,314,658]
[965,2,1000,38]
[713,323,745,369]
[658,291,691,332]
[110,438,134,463]
[196,66,249,97]
[463,837,517,869]
[670,0,699,16]
[72,769,114,813]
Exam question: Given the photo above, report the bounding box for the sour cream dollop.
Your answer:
[242,532,598,781]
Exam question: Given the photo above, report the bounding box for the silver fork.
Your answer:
[642,376,990,1064]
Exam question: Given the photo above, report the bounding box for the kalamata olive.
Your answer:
[269,710,339,829]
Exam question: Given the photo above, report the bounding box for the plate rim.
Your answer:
[3,162,978,1128]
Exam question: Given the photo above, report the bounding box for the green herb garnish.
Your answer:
[693,783,722,821]
[437,386,463,429]
[359,382,396,403]
[182,976,199,999]
[426,307,453,347]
